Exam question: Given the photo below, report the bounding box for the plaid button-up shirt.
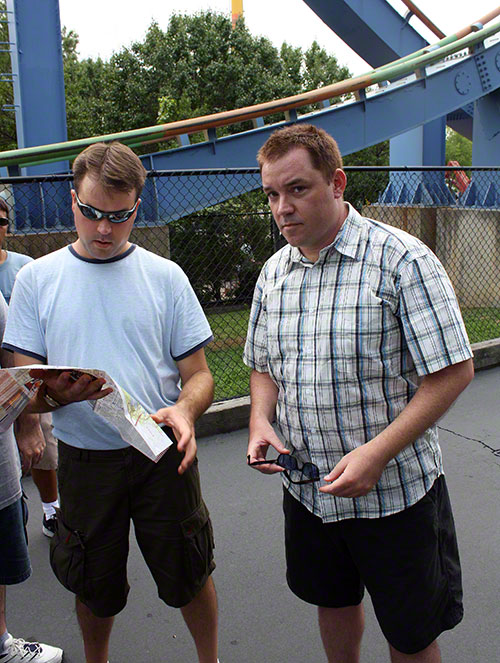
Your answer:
[243,204,472,522]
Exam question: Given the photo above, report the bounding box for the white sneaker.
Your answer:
[0,635,63,662]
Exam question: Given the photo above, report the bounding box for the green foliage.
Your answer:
[62,27,113,140]
[206,344,251,401]
[169,190,273,307]
[60,10,352,144]
[462,307,500,344]
[0,0,17,150]
[445,128,472,166]
[205,307,251,400]
[344,142,390,210]
[303,41,350,92]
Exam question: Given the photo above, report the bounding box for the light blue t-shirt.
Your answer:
[0,251,33,304]
[0,291,21,510]
[4,245,213,450]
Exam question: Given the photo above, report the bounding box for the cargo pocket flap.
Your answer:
[180,502,210,539]
[49,509,86,597]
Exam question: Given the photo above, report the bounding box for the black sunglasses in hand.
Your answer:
[247,453,320,485]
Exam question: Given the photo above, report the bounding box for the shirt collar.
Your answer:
[288,203,363,266]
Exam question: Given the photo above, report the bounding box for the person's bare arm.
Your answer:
[151,348,214,474]
[13,352,112,414]
[14,411,45,474]
[320,359,475,497]
[1,346,46,471]
[246,369,289,474]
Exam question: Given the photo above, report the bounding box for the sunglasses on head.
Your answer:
[0,217,9,227]
[74,191,139,224]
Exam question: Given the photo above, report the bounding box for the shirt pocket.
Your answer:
[330,288,400,380]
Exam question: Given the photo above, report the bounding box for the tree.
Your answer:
[445,128,472,166]
[0,0,17,150]
[343,141,390,210]
[62,11,351,145]
[62,27,114,141]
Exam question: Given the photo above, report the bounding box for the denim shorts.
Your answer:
[0,497,31,585]
[51,430,215,618]
[283,476,463,655]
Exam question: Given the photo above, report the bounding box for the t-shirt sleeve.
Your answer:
[243,266,269,373]
[170,271,213,361]
[3,266,46,361]
[0,291,7,340]
[397,252,473,376]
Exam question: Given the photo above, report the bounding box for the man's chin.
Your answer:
[73,239,118,260]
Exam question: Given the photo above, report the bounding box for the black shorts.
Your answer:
[283,476,463,655]
[50,430,215,618]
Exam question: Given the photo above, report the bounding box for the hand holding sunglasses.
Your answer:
[247,453,320,485]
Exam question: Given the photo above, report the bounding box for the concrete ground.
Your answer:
[5,365,499,662]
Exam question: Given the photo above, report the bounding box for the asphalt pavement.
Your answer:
[6,365,499,662]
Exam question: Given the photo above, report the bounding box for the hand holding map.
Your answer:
[0,365,171,462]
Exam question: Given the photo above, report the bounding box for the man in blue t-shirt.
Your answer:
[3,143,219,663]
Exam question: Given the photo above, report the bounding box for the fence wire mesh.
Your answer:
[1,166,498,401]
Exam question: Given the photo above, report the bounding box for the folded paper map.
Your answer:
[0,366,172,462]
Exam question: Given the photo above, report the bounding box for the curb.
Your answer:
[196,339,500,438]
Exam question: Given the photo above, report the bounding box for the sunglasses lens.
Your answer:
[79,204,100,220]
[0,219,8,226]
[277,454,298,471]
[302,463,320,480]
[108,212,129,223]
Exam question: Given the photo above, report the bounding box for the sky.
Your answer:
[58,0,498,76]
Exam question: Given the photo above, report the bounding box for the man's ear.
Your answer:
[332,169,347,198]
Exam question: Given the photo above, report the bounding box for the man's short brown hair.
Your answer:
[257,124,343,183]
[72,142,147,198]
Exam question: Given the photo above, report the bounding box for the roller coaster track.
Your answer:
[0,3,499,176]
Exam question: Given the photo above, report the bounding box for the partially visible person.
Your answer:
[0,289,63,663]
[245,124,474,663]
[0,197,59,538]
[0,199,32,306]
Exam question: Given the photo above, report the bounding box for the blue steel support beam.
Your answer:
[6,0,68,175]
[303,0,473,132]
[303,0,464,200]
[458,88,500,207]
[303,0,427,67]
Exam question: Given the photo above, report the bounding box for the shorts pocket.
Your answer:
[49,509,86,597]
[180,501,215,583]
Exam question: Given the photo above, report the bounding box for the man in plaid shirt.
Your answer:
[244,124,474,663]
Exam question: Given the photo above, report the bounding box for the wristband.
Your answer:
[40,386,63,409]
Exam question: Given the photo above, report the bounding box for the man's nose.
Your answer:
[276,195,294,215]
[96,217,112,234]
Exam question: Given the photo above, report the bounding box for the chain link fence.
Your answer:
[1,166,498,401]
